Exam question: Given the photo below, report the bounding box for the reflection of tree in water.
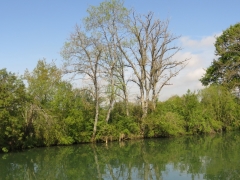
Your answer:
[1,132,240,179]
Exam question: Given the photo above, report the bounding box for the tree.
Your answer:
[24,59,80,146]
[24,59,62,108]
[85,0,130,121]
[25,59,96,145]
[61,26,103,141]
[118,12,188,119]
[0,69,27,152]
[200,23,240,96]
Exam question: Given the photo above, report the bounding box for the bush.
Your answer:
[144,111,185,137]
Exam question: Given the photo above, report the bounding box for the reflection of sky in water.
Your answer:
[162,164,204,180]
[102,163,204,180]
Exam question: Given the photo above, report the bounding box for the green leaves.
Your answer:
[145,86,240,136]
[200,85,239,130]
[0,69,27,152]
[84,0,129,30]
[200,23,240,91]
[144,111,185,137]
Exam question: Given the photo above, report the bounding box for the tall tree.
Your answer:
[84,0,130,122]
[61,26,103,141]
[118,12,188,118]
[200,23,240,97]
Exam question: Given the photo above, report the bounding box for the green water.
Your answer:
[1,132,240,180]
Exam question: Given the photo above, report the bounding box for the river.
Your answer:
[1,131,240,180]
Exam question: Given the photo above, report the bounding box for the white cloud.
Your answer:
[186,68,205,81]
[175,51,201,67]
[159,34,218,101]
[180,35,215,49]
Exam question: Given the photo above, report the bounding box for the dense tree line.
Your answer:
[0,0,240,152]
[1,60,239,152]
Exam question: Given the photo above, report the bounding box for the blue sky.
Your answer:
[1,0,239,100]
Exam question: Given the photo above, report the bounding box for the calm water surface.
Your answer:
[1,132,240,180]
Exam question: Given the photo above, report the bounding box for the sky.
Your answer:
[1,0,240,100]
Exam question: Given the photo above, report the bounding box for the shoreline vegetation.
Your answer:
[1,65,239,153]
[1,0,239,153]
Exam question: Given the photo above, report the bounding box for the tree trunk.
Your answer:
[92,82,99,141]
[125,94,129,117]
[152,84,157,110]
[143,92,149,118]
[122,82,129,116]
[105,70,115,123]
[105,99,115,123]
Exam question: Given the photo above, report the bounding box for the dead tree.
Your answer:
[119,12,188,118]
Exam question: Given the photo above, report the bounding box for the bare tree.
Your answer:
[61,25,103,141]
[118,12,188,119]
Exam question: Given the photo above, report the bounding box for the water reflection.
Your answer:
[1,132,240,180]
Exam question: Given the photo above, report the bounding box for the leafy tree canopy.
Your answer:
[200,23,240,92]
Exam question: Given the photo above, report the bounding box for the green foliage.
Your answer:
[180,90,209,134]
[24,59,62,108]
[149,86,240,136]
[200,85,239,131]
[112,102,140,134]
[23,60,97,146]
[153,92,203,135]
[62,92,93,144]
[0,69,27,152]
[95,102,140,142]
[144,100,186,137]
[96,123,117,141]
[200,23,240,91]
[24,60,62,146]
[1,60,240,153]
[84,0,129,30]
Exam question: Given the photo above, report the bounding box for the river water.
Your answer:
[1,132,240,180]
